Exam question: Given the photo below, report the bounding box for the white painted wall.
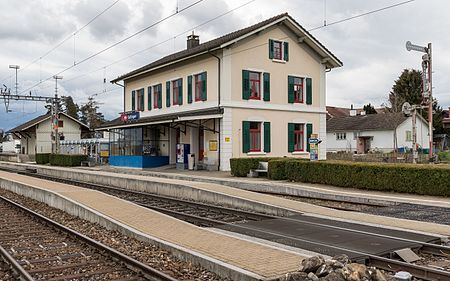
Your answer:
[327,116,430,153]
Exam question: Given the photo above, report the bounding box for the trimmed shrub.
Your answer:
[438,151,450,162]
[230,157,284,177]
[49,154,88,167]
[269,160,450,197]
[268,158,308,180]
[35,153,51,164]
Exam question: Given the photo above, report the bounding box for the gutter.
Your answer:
[209,50,221,171]
[113,82,125,113]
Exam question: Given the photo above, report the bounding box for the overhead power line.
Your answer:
[0,0,121,83]
[62,0,258,85]
[19,0,206,95]
[309,0,415,31]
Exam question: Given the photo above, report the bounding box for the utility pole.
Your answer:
[52,75,63,154]
[9,65,19,95]
[406,41,433,161]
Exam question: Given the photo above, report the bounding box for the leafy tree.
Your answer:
[389,69,448,134]
[80,96,105,132]
[363,103,377,114]
[61,96,79,120]
[389,69,423,112]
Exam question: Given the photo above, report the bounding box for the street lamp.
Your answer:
[9,65,20,95]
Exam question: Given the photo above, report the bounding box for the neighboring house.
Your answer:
[0,133,21,153]
[7,113,90,155]
[444,107,450,130]
[99,13,342,170]
[327,112,429,153]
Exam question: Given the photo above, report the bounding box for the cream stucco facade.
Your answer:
[102,14,341,170]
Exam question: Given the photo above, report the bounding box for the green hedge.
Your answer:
[268,160,450,197]
[438,151,450,162]
[230,157,284,177]
[49,154,88,167]
[35,153,51,164]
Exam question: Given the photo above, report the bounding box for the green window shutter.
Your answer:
[283,41,289,61]
[131,90,135,111]
[264,122,271,153]
[263,72,270,101]
[306,78,312,105]
[242,121,250,153]
[269,39,274,59]
[140,88,145,111]
[178,78,183,105]
[306,123,313,152]
[201,72,207,101]
[288,76,294,103]
[288,123,295,152]
[147,86,152,110]
[158,84,162,108]
[187,75,193,104]
[166,81,170,107]
[242,70,250,100]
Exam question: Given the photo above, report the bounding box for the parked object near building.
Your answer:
[327,112,429,154]
[7,112,90,155]
[99,13,342,170]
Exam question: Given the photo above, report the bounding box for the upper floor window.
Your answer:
[288,76,312,105]
[195,73,206,101]
[293,77,304,103]
[58,120,64,128]
[242,70,270,101]
[406,130,412,141]
[137,88,145,111]
[153,84,162,109]
[249,71,261,100]
[269,39,289,61]
[172,79,183,106]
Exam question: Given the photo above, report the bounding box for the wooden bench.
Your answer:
[249,161,268,177]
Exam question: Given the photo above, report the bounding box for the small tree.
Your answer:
[363,103,377,114]
[61,96,79,120]
[80,96,106,133]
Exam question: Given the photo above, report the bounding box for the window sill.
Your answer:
[271,58,286,64]
[292,151,308,155]
[247,151,266,156]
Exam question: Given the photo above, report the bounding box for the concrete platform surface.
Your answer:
[2,162,450,237]
[0,170,304,280]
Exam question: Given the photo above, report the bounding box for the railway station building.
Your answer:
[99,13,342,170]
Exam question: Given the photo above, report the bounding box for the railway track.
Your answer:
[0,194,178,281]
[1,166,450,280]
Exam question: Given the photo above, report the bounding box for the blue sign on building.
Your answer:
[120,111,140,122]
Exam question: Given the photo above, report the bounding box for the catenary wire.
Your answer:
[0,0,122,83]
[19,0,206,96]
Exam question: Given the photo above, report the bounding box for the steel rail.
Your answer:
[0,195,179,281]
[0,244,34,281]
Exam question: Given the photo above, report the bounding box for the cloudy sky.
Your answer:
[0,0,449,131]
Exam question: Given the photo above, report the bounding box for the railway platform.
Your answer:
[2,161,449,237]
[0,170,304,281]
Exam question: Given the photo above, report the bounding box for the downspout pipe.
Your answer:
[113,81,125,113]
[209,51,221,171]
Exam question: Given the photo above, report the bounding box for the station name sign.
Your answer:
[120,111,140,122]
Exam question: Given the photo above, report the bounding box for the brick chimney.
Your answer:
[187,32,199,50]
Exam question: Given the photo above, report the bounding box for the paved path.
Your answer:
[0,170,303,279]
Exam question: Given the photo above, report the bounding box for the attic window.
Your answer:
[269,39,289,61]
[58,120,64,128]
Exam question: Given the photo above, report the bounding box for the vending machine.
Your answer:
[176,143,190,170]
